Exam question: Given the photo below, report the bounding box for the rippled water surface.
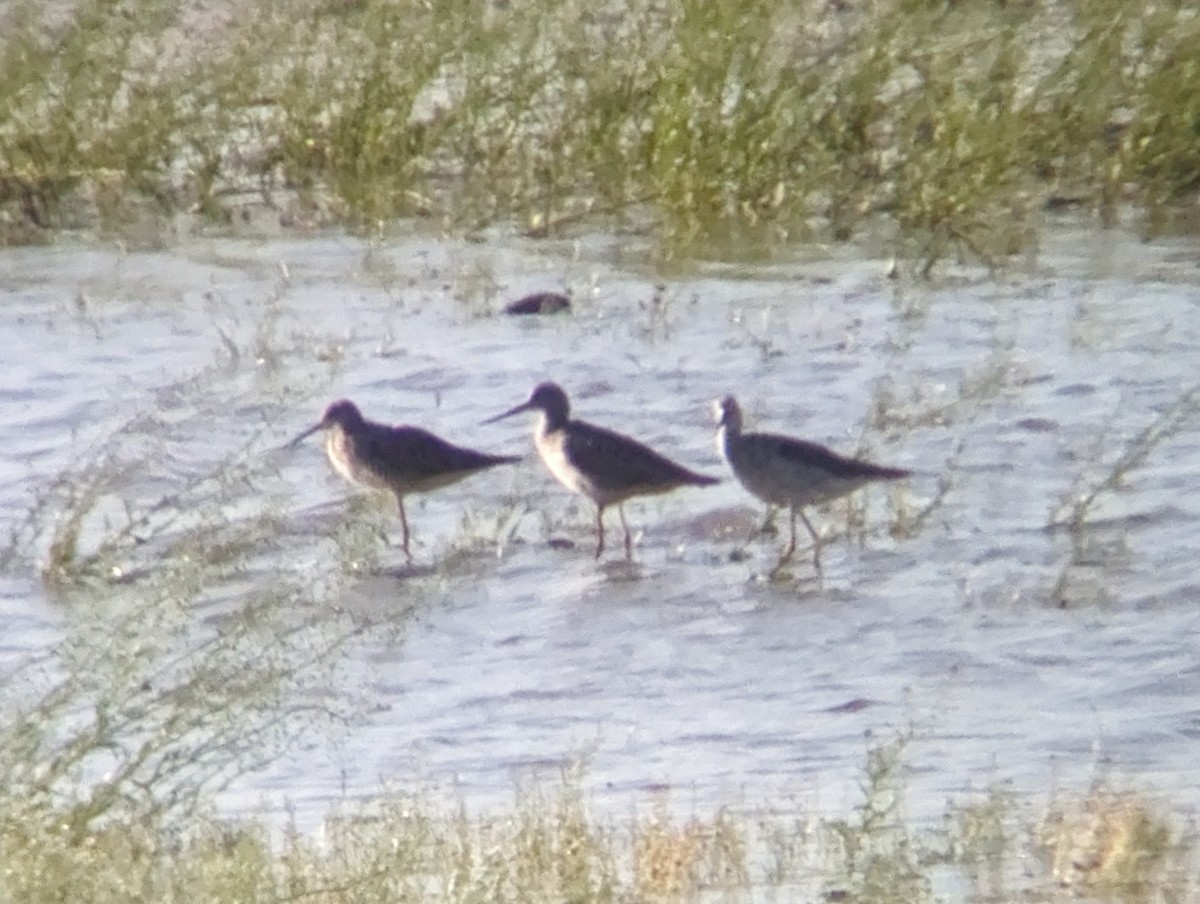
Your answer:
[2,224,1199,832]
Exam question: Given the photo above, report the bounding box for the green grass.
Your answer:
[1,727,1194,903]
[2,0,1199,266]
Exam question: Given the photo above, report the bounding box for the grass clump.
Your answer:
[0,412,372,853]
[0,337,393,878]
[824,736,935,903]
[634,805,749,901]
[288,780,621,904]
[1038,787,1181,896]
[3,732,1195,903]
[3,0,1200,264]
[1048,382,1200,607]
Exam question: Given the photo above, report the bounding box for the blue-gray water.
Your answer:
[2,223,1198,835]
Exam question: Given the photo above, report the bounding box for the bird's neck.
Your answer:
[324,425,358,483]
[716,424,734,460]
[537,408,568,435]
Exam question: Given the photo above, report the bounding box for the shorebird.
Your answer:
[714,395,909,576]
[485,382,719,558]
[289,399,521,561]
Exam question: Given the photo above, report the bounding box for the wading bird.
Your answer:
[486,382,718,558]
[714,395,909,576]
[290,399,521,560]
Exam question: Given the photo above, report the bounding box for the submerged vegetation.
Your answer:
[1048,383,1200,607]
[1,0,1199,264]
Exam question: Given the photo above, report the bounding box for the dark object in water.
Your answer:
[504,291,571,315]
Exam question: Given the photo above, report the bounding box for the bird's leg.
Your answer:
[618,505,633,559]
[778,507,797,564]
[770,507,798,578]
[397,496,413,563]
[799,510,823,578]
[770,508,824,580]
[594,506,606,559]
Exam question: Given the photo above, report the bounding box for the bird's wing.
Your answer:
[765,432,908,480]
[565,421,710,490]
[364,426,514,482]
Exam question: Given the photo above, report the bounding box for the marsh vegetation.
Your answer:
[1,713,1194,903]
[2,0,1200,266]
[3,0,1200,900]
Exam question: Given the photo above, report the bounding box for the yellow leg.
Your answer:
[397,496,413,562]
[594,507,606,559]
[778,507,798,563]
[799,510,823,577]
[773,507,824,578]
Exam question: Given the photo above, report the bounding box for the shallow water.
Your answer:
[2,222,1199,835]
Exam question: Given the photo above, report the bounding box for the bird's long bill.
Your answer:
[481,400,533,425]
[286,422,324,449]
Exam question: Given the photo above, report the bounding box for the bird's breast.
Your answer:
[325,428,390,491]
[534,426,599,502]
